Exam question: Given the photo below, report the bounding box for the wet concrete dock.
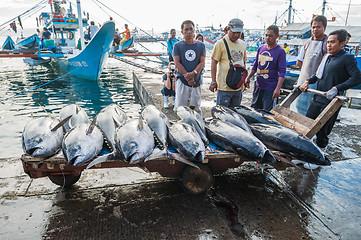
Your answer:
[1,60,361,239]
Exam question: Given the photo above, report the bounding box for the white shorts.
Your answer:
[174,79,202,114]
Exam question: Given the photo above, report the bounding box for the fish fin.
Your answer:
[51,115,72,131]
[137,116,144,131]
[112,116,123,129]
[86,116,97,135]
[262,150,276,164]
[168,152,200,169]
[86,152,116,169]
[75,104,80,114]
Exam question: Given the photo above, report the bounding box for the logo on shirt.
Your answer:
[258,51,273,79]
[231,50,244,65]
[185,50,196,61]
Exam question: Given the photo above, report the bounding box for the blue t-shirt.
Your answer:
[167,38,179,55]
[173,40,206,87]
[42,31,51,40]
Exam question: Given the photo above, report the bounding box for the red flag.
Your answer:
[10,21,17,33]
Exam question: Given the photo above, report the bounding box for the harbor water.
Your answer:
[0,57,145,158]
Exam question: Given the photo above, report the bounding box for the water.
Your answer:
[0,57,146,158]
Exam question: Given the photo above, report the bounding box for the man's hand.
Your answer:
[209,82,217,92]
[244,78,251,89]
[188,78,195,86]
[299,81,309,92]
[184,72,195,81]
[272,88,280,99]
[326,87,338,100]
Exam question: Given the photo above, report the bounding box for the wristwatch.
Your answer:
[193,70,198,75]
[211,81,216,85]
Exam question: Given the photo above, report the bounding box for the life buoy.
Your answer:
[68,32,74,40]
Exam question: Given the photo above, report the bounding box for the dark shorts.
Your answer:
[306,100,340,148]
[216,90,242,108]
[168,53,174,62]
[161,86,175,97]
[251,85,278,111]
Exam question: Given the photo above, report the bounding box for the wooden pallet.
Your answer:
[271,88,349,139]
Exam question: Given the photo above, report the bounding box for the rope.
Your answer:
[0,0,48,33]
[92,0,167,48]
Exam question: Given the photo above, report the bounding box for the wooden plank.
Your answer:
[304,98,343,138]
[278,88,302,108]
[271,105,315,136]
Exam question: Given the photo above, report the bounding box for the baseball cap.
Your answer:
[228,18,244,32]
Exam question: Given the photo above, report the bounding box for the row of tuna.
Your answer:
[22,103,331,168]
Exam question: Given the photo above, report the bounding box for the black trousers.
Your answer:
[306,100,341,148]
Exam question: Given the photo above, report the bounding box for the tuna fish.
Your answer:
[62,118,104,166]
[205,119,276,164]
[168,121,206,162]
[176,106,209,146]
[96,104,127,151]
[233,105,281,125]
[249,123,331,166]
[211,105,252,133]
[59,104,90,132]
[22,116,71,157]
[115,119,155,164]
[141,105,169,149]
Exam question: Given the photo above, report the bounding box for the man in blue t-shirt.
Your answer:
[173,20,206,114]
[167,29,179,62]
[42,27,51,40]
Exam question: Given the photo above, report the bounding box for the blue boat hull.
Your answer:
[2,36,15,50]
[15,34,40,52]
[57,21,115,80]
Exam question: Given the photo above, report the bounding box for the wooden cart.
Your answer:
[22,149,279,195]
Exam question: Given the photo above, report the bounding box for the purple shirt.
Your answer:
[252,44,286,90]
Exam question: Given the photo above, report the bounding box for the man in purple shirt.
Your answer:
[245,25,286,111]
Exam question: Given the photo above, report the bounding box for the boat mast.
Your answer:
[322,0,327,15]
[76,0,85,50]
[288,0,293,24]
[345,0,351,26]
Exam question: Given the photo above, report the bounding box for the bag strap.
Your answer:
[222,38,233,66]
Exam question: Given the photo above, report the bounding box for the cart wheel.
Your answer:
[48,173,81,187]
[181,163,213,194]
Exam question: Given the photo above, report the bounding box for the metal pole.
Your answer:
[76,0,84,50]
[345,0,351,26]
[288,0,293,24]
[322,0,327,15]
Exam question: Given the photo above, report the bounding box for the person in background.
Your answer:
[118,24,131,51]
[36,28,41,37]
[245,25,286,111]
[41,27,51,40]
[210,18,247,108]
[282,43,290,54]
[173,20,206,114]
[300,29,361,151]
[167,29,179,62]
[161,62,177,108]
[196,33,204,42]
[356,39,361,55]
[343,31,352,54]
[292,15,328,115]
[113,28,122,49]
[222,26,228,38]
[88,21,99,39]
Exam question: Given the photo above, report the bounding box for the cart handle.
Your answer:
[304,88,349,102]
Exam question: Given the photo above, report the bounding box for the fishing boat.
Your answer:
[2,36,15,50]
[15,34,41,52]
[0,0,115,81]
